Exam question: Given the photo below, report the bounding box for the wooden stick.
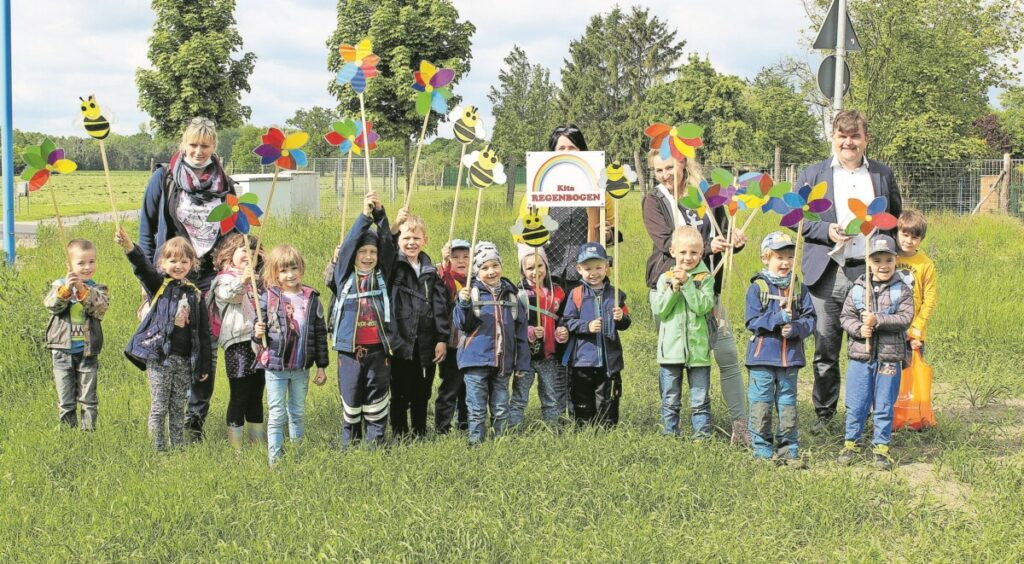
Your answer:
[47,179,71,268]
[97,140,120,232]
[243,233,267,348]
[865,231,872,353]
[723,211,735,321]
[250,166,282,267]
[739,206,760,234]
[468,186,485,279]
[614,198,620,292]
[447,144,468,245]
[599,203,607,250]
[405,111,431,208]
[358,93,373,195]
[786,218,804,314]
[534,245,542,332]
[338,150,354,246]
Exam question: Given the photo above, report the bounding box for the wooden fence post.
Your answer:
[774,146,782,182]
[1001,152,1011,214]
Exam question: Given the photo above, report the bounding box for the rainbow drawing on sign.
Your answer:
[529,153,601,205]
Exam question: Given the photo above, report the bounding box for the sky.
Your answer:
[10,0,846,138]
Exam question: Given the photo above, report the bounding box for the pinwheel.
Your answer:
[254,127,308,170]
[679,179,711,222]
[645,122,704,203]
[844,196,897,236]
[207,193,267,345]
[78,95,121,230]
[406,60,457,209]
[335,38,381,194]
[736,173,792,232]
[777,182,835,312]
[22,139,77,264]
[325,120,380,238]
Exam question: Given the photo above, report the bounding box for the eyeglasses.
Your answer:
[189,117,216,128]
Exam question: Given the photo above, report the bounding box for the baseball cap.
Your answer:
[450,239,471,251]
[576,242,609,264]
[868,234,898,256]
[760,231,796,253]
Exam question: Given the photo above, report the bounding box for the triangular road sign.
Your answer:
[814,0,861,51]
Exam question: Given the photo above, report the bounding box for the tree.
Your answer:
[136,0,256,138]
[746,66,826,166]
[488,46,561,205]
[286,106,339,160]
[973,114,1012,156]
[326,0,475,193]
[998,87,1024,156]
[229,125,265,172]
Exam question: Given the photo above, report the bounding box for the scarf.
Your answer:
[760,269,792,288]
[170,152,228,204]
[439,263,467,301]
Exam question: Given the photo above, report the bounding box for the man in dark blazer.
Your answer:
[794,110,902,434]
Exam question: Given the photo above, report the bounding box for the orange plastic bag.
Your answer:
[893,350,937,430]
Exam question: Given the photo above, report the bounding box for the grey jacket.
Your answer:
[44,279,109,356]
[840,273,914,364]
[210,270,258,349]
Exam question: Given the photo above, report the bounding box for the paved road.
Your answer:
[5,210,139,249]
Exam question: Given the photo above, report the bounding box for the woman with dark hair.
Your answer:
[138,117,238,442]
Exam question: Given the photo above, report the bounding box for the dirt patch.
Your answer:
[898,462,974,514]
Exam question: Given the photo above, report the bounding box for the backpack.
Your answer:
[330,270,390,335]
[470,286,518,321]
[850,271,914,314]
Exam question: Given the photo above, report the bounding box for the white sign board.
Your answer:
[525,151,605,208]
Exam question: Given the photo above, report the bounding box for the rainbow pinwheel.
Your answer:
[845,196,897,236]
[737,173,792,213]
[21,139,77,191]
[645,122,704,161]
[780,182,833,228]
[207,193,263,235]
[325,119,378,156]
[336,38,380,94]
[254,128,309,169]
[412,60,455,115]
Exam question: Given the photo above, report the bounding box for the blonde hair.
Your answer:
[179,117,218,153]
[157,236,199,273]
[263,244,306,288]
[670,226,704,254]
[647,149,705,189]
[399,213,428,236]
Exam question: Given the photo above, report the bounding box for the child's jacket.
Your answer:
[124,246,212,376]
[210,269,258,349]
[44,278,109,356]
[255,285,329,371]
[653,262,714,366]
[743,272,816,368]
[518,279,566,361]
[389,246,451,365]
[454,278,531,374]
[560,280,631,372]
[328,210,398,354]
[841,272,915,365]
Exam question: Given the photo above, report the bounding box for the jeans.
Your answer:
[659,364,711,437]
[463,368,512,445]
[266,369,310,464]
[50,350,98,430]
[509,357,567,426]
[808,262,855,420]
[844,359,902,446]
[748,366,799,459]
[434,349,468,433]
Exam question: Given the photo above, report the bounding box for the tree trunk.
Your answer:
[505,161,517,208]
[633,148,647,192]
[774,145,782,181]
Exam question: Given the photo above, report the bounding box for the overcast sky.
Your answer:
[5,0,879,137]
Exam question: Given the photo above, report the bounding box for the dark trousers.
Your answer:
[435,347,468,433]
[807,261,855,420]
[391,354,435,437]
[185,331,218,439]
[569,367,621,427]
[338,346,391,447]
[226,372,265,426]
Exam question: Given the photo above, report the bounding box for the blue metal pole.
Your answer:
[1,0,14,265]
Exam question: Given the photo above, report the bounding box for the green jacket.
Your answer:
[653,262,715,366]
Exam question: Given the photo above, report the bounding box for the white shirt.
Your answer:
[656,184,687,228]
[830,155,874,229]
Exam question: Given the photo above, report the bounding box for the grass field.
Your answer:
[1,186,1023,559]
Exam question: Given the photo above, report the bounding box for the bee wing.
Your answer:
[622,164,638,183]
[474,120,487,141]
[510,219,525,236]
[448,106,464,122]
[543,216,559,232]
[597,168,608,189]
[462,151,480,168]
[491,164,506,185]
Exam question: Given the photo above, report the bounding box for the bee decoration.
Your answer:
[599,161,638,200]
[462,144,506,189]
[511,208,559,248]
[449,105,486,145]
[79,95,110,140]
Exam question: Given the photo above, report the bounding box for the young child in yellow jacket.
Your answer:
[895,210,938,355]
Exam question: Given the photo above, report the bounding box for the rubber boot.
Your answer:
[227,425,245,451]
[247,422,267,444]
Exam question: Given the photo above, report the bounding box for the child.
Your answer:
[435,239,472,434]
[116,228,211,451]
[510,244,568,427]
[209,233,265,449]
[837,235,914,470]
[744,232,816,463]
[652,226,715,438]
[253,244,329,465]
[895,210,937,355]
[561,243,631,427]
[328,191,398,447]
[454,242,530,445]
[387,207,450,438]
[44,239,109,430]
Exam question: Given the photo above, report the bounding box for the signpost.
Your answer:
[814,0,860,112]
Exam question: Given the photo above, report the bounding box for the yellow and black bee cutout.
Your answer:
[448,105,487,145]
[598,161,638,200]
[462,144,507,189]
[77,94,121,230]
[511,208,559,248]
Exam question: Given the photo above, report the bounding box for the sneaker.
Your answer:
[872,444,894,471]
[810,417,833,436]
[730,420,751,447]
[837,440,860,465]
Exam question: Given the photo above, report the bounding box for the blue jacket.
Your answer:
[124,246,213,377]
[560,281,631,373]
[327,210,398,354]
[454,278,531,374]
[254,286,330,371]
[744,273,816,368]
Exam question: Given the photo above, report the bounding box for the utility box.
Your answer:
[233,171,320,217]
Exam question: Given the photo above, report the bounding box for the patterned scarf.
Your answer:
[169,153,228,204]
[760,269,792,288]
[439,262,467,301]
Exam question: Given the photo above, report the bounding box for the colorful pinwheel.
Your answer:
[412,60,455,115]
[780,182,834,228]
[324,119,378,156]
[207,193,263,235]
[335,38,380,94]
[845,196,897,236]
[737,173,792,213]
[644,122,704,161]
[679,179,711,219]
[253,128,309,169]
[21,139,77,191]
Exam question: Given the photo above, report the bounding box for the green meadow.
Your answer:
[1,184,1022,560]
